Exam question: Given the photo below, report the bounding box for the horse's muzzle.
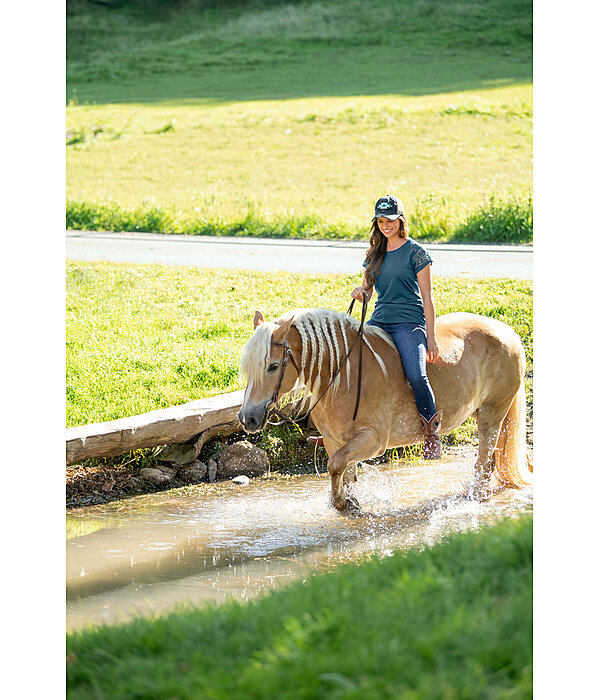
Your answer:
[237,405,268,433]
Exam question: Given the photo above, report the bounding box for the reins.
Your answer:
[266,296,369,426]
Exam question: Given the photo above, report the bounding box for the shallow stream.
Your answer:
[66,448,533,632]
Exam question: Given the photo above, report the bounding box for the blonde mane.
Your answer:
[240,308,395,406]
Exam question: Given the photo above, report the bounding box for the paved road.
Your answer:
[66,231,533,279]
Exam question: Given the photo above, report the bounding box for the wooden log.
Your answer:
[66,390,245,465]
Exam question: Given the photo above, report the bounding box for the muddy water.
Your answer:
[66,448,532,632]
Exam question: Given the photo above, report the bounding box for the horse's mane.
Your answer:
[241,308,395,406]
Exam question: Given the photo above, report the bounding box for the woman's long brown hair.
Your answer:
[364,216,409,286]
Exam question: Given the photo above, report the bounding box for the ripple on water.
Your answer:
[66,450,532,631]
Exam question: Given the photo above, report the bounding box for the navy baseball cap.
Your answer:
[373,194,405,221]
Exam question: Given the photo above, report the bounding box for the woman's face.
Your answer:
[376,217,401,239]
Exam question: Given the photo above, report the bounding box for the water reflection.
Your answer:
[66,450,532,631]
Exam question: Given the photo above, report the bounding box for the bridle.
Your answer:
[266,296,369,425]
[267,335,301,417]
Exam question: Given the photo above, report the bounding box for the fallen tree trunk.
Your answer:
[66,390,245,465]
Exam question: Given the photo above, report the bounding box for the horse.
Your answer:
[238,307,533,513]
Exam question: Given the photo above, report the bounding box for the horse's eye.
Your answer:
[267,363,279,372]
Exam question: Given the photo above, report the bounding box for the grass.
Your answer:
[67,0,532,103]
[66,261,532,428]
[66,0,532,243]
[66,513,533,699]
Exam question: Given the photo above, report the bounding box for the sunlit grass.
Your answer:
[66,0,532,242]
[66,87,532,241]
[66,261,532,427]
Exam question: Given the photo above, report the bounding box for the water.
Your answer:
[66,448,533,632]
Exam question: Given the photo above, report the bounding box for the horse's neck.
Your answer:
[291,321,357,392]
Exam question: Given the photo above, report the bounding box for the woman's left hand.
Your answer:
[426,336,439,363]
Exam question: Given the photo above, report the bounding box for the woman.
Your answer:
[310,194,443,458]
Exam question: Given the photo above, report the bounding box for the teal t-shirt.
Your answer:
[363,237,433,325]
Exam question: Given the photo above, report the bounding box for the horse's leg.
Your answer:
[470,402,509,500]
[327,428,383,512]
[343,462,357,486]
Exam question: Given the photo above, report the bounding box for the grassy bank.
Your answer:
[66,0,532,243]
[66,514,533,699]
[66,261,532,427]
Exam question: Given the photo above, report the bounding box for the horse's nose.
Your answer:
[244,414,260,432]
[238,408,259,433]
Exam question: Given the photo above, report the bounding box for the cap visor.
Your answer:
[373,213,402,221]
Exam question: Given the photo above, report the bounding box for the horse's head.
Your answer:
[238,311,301,433]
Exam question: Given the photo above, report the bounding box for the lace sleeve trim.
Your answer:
[412,246,432,273]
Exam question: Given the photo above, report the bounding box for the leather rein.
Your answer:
[267,296,369,425]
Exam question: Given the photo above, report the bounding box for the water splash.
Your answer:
[66,448,532,631]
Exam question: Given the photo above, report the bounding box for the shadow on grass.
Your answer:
[68,48,532,106]
[66,0,532,105]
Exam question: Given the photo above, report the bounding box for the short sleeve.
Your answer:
[411,245,432,274]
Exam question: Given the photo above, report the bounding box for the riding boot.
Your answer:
[307,435,325,447]
[419,410,443,460]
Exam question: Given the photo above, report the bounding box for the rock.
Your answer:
[139,467,173,486]
[177,460,208,484]
[207,458,218,483]
[231,475,250,486]
[156,442,198,466]
[217,440,270,479]
[157,465,177,479]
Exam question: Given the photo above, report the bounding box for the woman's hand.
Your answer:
[426,336,439,363]
[351,287,371,301]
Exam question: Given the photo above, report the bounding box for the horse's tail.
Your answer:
[494,380,533,488]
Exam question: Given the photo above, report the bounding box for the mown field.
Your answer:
[66,514,533,699]
[66,260,532,428]
[66,0,532,242]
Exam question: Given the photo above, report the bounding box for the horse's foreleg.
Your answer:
[343,462,357,486]
[327,429,383,512]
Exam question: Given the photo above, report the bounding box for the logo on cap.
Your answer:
[373,195,404,220]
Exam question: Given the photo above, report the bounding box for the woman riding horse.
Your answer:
[310,194,443,459]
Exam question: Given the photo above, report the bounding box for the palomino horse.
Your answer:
[238,307,532,513]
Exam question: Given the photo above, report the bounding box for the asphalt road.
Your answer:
[66,231,533,279]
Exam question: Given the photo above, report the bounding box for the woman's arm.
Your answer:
[351,273,374,301]
[417,264,439,362]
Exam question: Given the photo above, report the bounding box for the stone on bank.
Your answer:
[218,440,270,479]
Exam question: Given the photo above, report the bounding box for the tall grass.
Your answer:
[66,189,533,243]
[66,514,533,699]
[454,192,533,243]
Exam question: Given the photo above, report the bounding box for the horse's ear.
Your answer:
[272,316,294,342]
[253,311,265,329]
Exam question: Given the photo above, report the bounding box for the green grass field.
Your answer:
[66,0,532,242]
[66,261,532,428]
[66,514,533,699]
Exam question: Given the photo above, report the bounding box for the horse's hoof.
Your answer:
[344,495,363,517]
[333,495,362,516]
